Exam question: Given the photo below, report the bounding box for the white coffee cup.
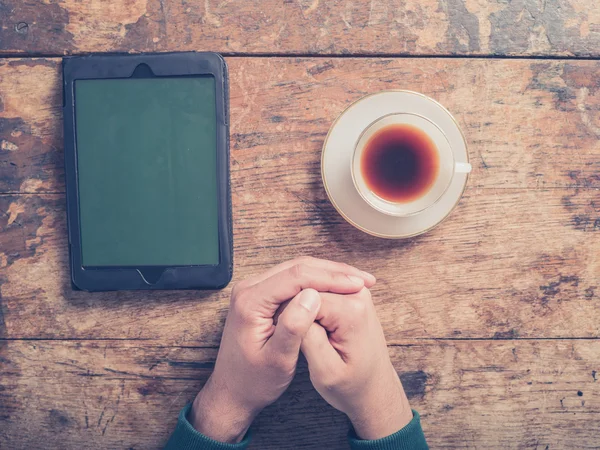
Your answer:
[351,113,471,217]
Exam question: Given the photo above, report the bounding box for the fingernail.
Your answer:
[360,271,376,282]
[347,275,364,285]
[299,289,321,313]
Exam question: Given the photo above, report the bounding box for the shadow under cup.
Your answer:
[352,113,472,217]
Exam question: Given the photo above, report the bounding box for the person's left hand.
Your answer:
[189,257,376,443]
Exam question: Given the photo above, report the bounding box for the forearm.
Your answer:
[188,379,256,444]
[347,367,413,440]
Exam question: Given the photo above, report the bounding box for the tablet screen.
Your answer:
[75,77,219,267]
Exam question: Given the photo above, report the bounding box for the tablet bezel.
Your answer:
[63,52,232,291]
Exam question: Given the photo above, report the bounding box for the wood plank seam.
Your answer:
[4,53,600,61]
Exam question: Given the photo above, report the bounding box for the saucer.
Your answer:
[321,90,470,239]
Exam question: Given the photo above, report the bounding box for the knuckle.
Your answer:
[232,285,250,305]
[348,297,368,316]
[231,290,254,320]
[358,287,372,301]
[230,282,245,299]
[336,261,353,272]
[294,256,314,265]
[289,263,308,280]
[278,315,305,338]
[331,271,347,283]
[231,302,248,321]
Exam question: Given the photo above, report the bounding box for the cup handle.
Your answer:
[455,162,472,174]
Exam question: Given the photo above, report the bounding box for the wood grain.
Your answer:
[1,57,599,342]
[1,53,599,448]
[2,58,600,194]
[1,0,600,57]
[0,59,63,193]
[0,340,598,449]
[0,186,598,342]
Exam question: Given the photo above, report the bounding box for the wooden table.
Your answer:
[1,2,599,448]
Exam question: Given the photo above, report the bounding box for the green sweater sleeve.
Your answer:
[166,405,427,450]
[348,410,428,450]
[164,404,251,450]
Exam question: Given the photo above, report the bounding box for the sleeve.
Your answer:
[348,410,429,450]
[164,404,251,450]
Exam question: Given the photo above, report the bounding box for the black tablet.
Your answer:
[62,52,232,291]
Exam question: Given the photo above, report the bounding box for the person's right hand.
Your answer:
[301,287,413,440]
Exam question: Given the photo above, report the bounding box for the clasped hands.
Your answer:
[189,257,413,442]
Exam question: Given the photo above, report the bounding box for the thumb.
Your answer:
[267,288,321,358]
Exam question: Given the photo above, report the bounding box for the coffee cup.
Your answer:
[351,113,471,217]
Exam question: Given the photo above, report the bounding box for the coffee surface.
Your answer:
[360,124,440,203]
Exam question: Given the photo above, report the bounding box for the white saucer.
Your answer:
[321,90,470,239]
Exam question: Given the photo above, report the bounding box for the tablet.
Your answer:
[63,53,232,291]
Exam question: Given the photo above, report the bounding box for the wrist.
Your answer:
[189,379,256,443]
[348,368,413,440]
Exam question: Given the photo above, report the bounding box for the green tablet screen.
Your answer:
[75,77,219,267]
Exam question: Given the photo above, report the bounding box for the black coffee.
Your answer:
[360,124,440,203]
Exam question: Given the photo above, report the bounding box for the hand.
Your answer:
[190,258,376,443]
[301,288,413,440]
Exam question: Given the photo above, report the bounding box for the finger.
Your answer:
[301,322,344,375]
[315,292,348,332]
[316,290,373,336]
[247,263,366,312]
[267,289,321,357]
[243,257,376,289]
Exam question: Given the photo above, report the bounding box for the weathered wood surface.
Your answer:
[1,0,600,57]
[2,57,600,195]
[1,340,599,449]
[1,57,599,343]
[0,187,599,342]
[1,46,600,449]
